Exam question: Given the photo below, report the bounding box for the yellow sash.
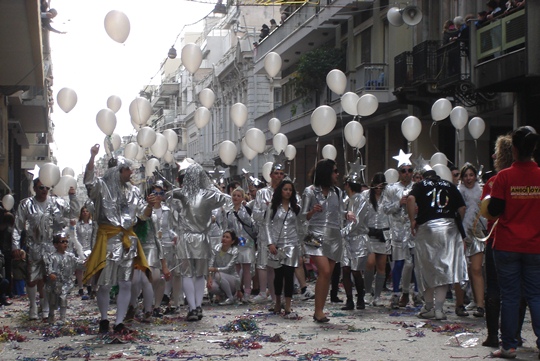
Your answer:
[83,224,150,283]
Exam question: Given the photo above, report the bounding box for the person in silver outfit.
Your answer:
[12,178,78,321]
[266,179,303,318]
[207,230,240,305]
[83,144,154,334]
[300,159,354,323]
[407,170,467,321]
[74,204,95,300]
[170,163,230,322]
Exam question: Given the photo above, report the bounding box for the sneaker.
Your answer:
[196,306,203,320]
[490,348,517,359]
[435,309,447,320]
[398,293,410,307]
[81,295,90,301]
[142,311,152,323]
[417,306,435,319]
[99,319,110,334]
[412,294,424,307]
[250,294,269,304]
[219,297,236,306]
[152,308,163,318]
[473,307,485,318]
[125,305,136,321]
[372,297,384,307]
[390,294,400,309]
[364,293,374,305]
[186,309,198,322]
[455,305,469,317]
[300,289,315,301]
[465,301,477,311]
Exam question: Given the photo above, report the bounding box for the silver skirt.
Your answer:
[96,233,135,286]
[236,245,256,264]
[268,244,301,269]
[256,238,268,269]
[179,258,208,278]
[414,218,468,292]
[162,244,179,276]
[304,227,343,262]
[392,240,412,261]
[465,236,486,257]
[342,246,367,272]
[368,237,391,255]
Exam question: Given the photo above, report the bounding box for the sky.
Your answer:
[49,0,214,175]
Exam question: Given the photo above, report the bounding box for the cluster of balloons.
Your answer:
[37,163,78,197]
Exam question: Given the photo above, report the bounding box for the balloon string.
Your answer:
[407,141,412,154]
[340,104,347,173]
[429,121,441,152]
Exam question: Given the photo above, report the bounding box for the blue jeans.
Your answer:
[494,250,540,349]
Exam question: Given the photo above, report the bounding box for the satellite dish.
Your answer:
[387,7,404,27]
[402,5,423,26]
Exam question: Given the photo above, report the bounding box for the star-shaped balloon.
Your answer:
[412,154,431,171]
[393,149,412,168]
[29,164,40,180]
[272,151,288,172]
[346,158,366,184]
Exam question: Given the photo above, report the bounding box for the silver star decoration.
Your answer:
[412,154,431,171]
[29,164,40,180]
[393,149,412,168]
[347,158,366,184]
[272,151,288,171]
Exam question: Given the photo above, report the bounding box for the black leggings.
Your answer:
[274,265,295,298]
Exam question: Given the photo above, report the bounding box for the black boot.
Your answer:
[356,292,366,310]
[482,297,500,347]
[330,290,343,303]
[99,320,110,334]
[341,297,354,310]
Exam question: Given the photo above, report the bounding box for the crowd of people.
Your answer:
[1,127,540,358]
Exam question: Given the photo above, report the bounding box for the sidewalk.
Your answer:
[0,290,538,360]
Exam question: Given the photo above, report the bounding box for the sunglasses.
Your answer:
[452,173,460,177]
[56,240,69,244]
[400,168,413,174]
[38,185,51,190]
[152,191,165,196]
[333,169,339,174]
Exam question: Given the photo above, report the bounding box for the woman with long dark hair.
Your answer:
[300,159,354,322]
[207,230,240,305]
[265,180,302,318]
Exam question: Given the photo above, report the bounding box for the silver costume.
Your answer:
[75,220,94,254]
[151,205,176,273]
[208,207,227,249]
[12,195,75,282]
[414,218,468,292]
[208,244,240,296]
[383,181,414,261]
[45,249,83,309]
[84,158,149,286]
[458,183,486,256]
[171,165,229,277]
[341,193,369,271]
[252,186,274,269]
[362,189,392,255]
[265,205,302,268]
[300,186,344,262]
[226,205,256,265]
[136,218,164,269]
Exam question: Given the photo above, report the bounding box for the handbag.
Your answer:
[368,228,390,242]
[231,208,258,242]
[303,232,323,248]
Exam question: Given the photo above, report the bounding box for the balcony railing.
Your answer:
[394,51,413,88]
[477,8,525,62]
[354,63,388,92]
[436,40,470,89]
[412,40,441,83]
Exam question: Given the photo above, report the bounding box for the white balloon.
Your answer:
[311,105,337,137]
[272,133,288,153]
[2,194,14,211]
[181,43,203,74]
[194,107,211,129]
[151,133,168,158]
[124,142,139,160]
[104,10,130,43]
[356,135,367,149]
[262,162,273,183]
[199,88,215,108]
[131,118,142,131]
[341,92,359,116]
[431,98,452,121]
[433,164,453,182]
[450,106,468,130]
[54,175,78,197]
[107,95,122,113]
[326,69,347,95]
[357,94,379,116]
[468,117,485,140]
[129,97,152,126]
[96,108,117,136]
[384,168,399,184]
[56,88,77,113]
[344,121,364,147]
[39,162,61,187]
[241,138,257,161]
[268,118,281,135]
[387,7,404,26]
[264,52,282,78]
[136,145,145,161]
[245,128,266,153]
[401,116,422,142]
[145,158,160,177]
[285,144,297,160]
[219,140,237,165]
[137,126,157,148]
[164,151,174,164]
[230,103,248,128]
[430,152,448,166]
[61,167,75,177]
[163,129,178,151]
[322,144,337,160]
[104,133,121,155]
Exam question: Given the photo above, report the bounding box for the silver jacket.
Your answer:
[341,193,370,258]
[209,244,239,276]
[151,205,176,246]
[252,186,274,244]
[362,189,391,229]
[383,181,414,245]
[300,186,344,230]
[76,220,94,253]
[137,218,164,269]
[265,205,302,267]
[12,195,75,260]
[45,251,83,297]
[226,205,257,248]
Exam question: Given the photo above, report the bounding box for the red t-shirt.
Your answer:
[481,174,497,245]
[491,161,540,253]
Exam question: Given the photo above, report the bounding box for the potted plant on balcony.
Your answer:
[293,46,346,108]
